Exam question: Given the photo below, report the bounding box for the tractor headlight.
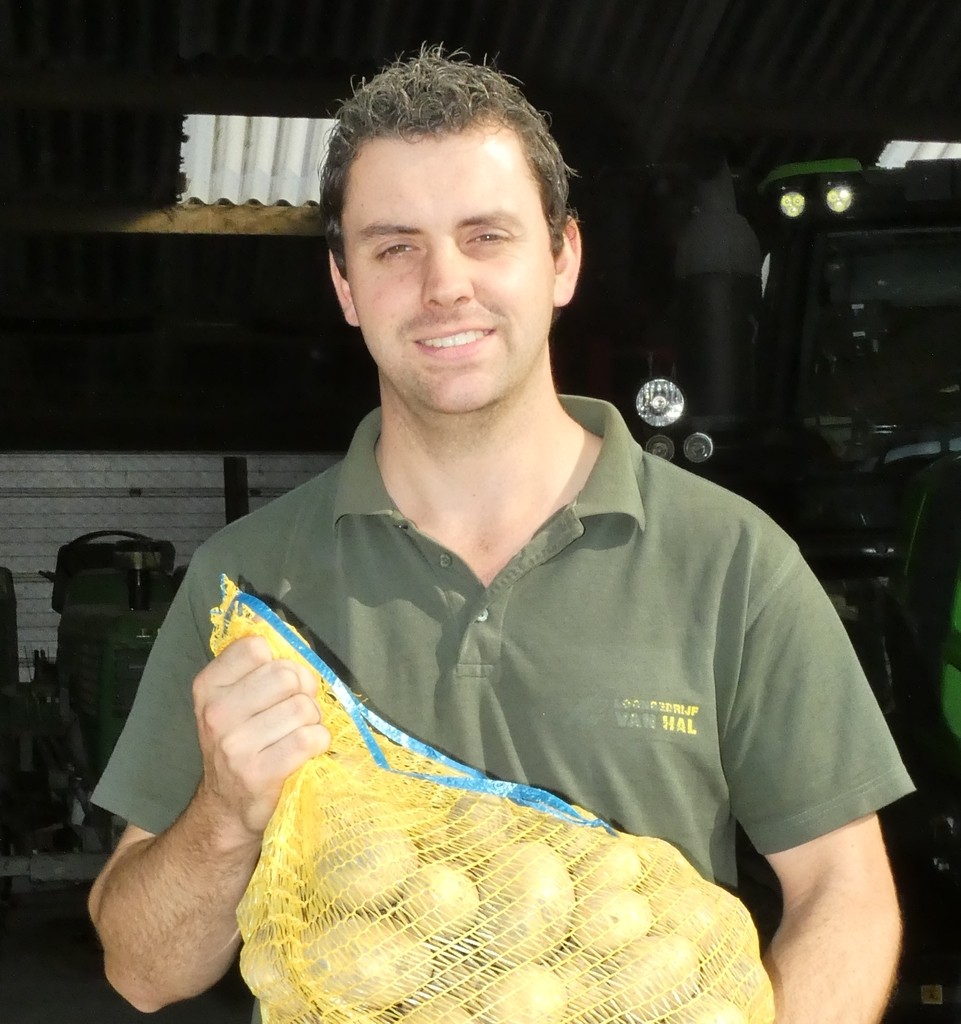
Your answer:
[825,183,854,213]
[645,434,676,460]
[779,190,806,218]
[683,432,714,463]
[636,378,685,427]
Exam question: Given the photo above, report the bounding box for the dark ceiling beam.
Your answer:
[681,98,961,142]
[0,203,325,235]
[0,70,346,117]
[637,0,733,161]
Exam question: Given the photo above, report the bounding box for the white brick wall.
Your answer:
[0,451,339,680]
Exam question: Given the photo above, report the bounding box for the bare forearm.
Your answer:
[763,888,901,1024]
[89,797,261,1012]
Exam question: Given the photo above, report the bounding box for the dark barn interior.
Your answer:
[4,0,960,451]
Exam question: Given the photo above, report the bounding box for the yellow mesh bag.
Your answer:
[210,577,775,1024]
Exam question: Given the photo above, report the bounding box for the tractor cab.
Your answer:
[750,160,961,910]
[637,157,961,716]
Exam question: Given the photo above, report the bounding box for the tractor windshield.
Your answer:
[803,228,961,467]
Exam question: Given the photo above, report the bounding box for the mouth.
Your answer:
[418,328,490,349]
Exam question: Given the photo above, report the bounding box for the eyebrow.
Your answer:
[355,211,524,242]
[356,223,420,241]
[459,211,524,231]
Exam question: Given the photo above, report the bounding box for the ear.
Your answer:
[552,217,582,309]
[328,251,360,327]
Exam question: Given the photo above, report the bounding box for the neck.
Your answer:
[376,391,601,584]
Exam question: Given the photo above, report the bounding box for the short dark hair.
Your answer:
[320,45,576,274]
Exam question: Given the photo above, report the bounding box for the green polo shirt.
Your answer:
[94,395,912,891]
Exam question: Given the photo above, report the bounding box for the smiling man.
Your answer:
[87,47,912,1024]
[327,123,594,585]
[330,128,577,416]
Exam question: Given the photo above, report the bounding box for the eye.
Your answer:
[377,242,414,260]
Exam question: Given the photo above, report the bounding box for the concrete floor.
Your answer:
[0,883,252,1024]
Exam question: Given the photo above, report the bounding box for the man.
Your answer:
[88,48,912,1023]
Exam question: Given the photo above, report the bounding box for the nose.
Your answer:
[421,241,473,308]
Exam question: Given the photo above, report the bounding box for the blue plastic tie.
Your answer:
[216,576,614,833]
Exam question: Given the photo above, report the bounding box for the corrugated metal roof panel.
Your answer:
[180,113,335,205]
[878,140,961,167]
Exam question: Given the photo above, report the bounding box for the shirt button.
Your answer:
[439,553,452,568]
[475,608,489,622]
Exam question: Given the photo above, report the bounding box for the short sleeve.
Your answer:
[722,548,914,854]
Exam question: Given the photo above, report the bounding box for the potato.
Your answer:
[570,839,644,895]
[631,835,701,889]
[476,898,565,964]
[239,937,302,1011]
[446,792,517,855]
[662,992,748,1024]
[647,880,729,958]
[313,812,419,911]
[600,934,701,1019]
[480,841,575,905]
[570,888,653,954]
[550,955,606,1021]
[476,842,575,962]
[481,964,568,1024]
[551,822,601,859]
[302,916,433,1009]
[398,861,481,940]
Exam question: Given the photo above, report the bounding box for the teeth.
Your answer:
[420,329,487,349]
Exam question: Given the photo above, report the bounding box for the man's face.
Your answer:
[329,125,581,420]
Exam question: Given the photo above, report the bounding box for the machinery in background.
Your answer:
[46,530,177,785]
[632,151,765,492]
[691,158,961,901]
[643,159,961,1015]
[750,158,961,554]
[0,531,177,885]
[0,569,16,693]
[885,455,961,875]
[749,159,961,719]
[640,155,961,706]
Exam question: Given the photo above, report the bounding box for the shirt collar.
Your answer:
[333,396,646,529]
[332,407,395,522]
[558,395,646,529]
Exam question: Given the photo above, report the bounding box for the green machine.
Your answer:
[0,535,176,880]
[0,568,16,690]
[46,531,178,785]
[887,456,961,782]
[751,158,961,911]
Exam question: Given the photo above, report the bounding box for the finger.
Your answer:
[203,634,275,684]
[261,722,332,772]
[222,692,324,760]
[208,637,319,698]
[196,660,319,744]
[209,720,329,831]
[198,638,318,701]
[251,724,332,790]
